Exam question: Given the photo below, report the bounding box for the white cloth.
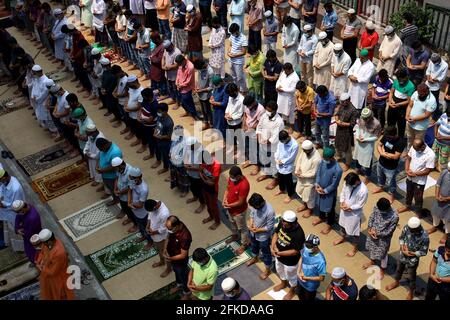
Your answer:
[131,181,149,219]
[276,71,300,120]
[31,75,52,122]
[144,0,156,10]
[313,41,333,88]
[338,183,368,236]
[225,93,245,126]
[294,149,322,208]
[425,60,449,92]
[51,17,68,60]
[91,0,106,31]
[116,75,128,105]
[130,0,144,14]
[348,58,375,109]
[147,202,170,242]
[353,122,378,168]
[55,91,70,123]
[256,113,284,145]
[116,14,127,39]
[282,24,300,66]
[377,34,402,75]
[407,146,435,185]
[127,87,144,119]
[297,34,318,64]
[83,131,105,182]
[0,176,24,224]
[330,51,352,97]
[275,258,298,287]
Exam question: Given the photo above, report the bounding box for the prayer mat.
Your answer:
[17,142,78,176]
[0,247,27,274]
[31,162,91,202]
[45,69,71,84]
[0,97,28,116]
[60,200,120,241]
[140,281,180,300]
[85,233,158,282]
[0,281,40,300]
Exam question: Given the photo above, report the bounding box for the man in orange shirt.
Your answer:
[359,21,379,61]
[223,166,251,254]
[37,229,75,300]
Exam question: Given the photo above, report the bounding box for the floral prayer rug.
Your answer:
[31,162,91,202]
[60,200,120,241]
[85,233,158,282]
[17,142,78,176]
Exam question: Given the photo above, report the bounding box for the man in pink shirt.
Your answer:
[175,54,199,123]
[242,95,266,171]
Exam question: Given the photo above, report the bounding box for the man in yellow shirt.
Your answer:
[294,80,314,139]
[188,248,219,300]
[244,45,265,103]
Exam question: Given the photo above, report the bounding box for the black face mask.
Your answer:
[418,95,427,101]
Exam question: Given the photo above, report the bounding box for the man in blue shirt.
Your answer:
[274,130,299,204]
[96,138,123,207]
[297,234,326,300]
[314,85,336,148]
[326,267,358,300]
[425,238,450,300]
[320,1,338,41]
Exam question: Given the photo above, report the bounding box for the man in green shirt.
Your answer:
[188,247,218,300]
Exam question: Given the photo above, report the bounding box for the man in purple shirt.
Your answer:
[407,40,429,87]
[220,277,251,300]
[13,200,42,264]
[314,85,336,149]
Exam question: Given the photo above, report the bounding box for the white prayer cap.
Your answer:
[12,200,25,211]
[384,25,394,35]
[67,24,75,30]
[99,57,110,65]
[127,74,138,83]
[301,140,314,150]
[44,78,55,88]
[408,217,421,229]
[53,8,63,15]
[185,136,198,146]
[49,84,61,93]
[366,20,375,30]
[129,167,142,177]
[318,32,327,40]
[331,267,346,279]
[91,48,101,55]
[32,64,42,72]
[86,123,97,132]
[303,24,313,32]
[111,157,123,167]
[333,43,343,51]
[339,92,351,101]
[347,8,355,14]
[447,161,450,171]
[221,277,237,292]
[163,40,172,49]
[282,210,297,223]
[30,234,40,245]
[186,4,194,12]
[38,229,53,242]
[264,10,272,18]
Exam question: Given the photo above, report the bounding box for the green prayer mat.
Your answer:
[85,233,157,282]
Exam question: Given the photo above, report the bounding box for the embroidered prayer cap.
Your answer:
[38,229,53,242]
[318,32,327,40]
[12,200,25,211]
[53,8,63,15]
[99,57,110,65]
[91,48,101,55]
[221,277,237,292]
[86,123,97,132]
[49,84,61,93]
[71,107,85,118]
[303,24,313,32]
[129,167,142,177]
[333,43,343,51]
[360,108,372,119]
[407,217,421,229]
[301,140,314,150]
[331,267,346,279]
[339,92,351,101]
[127,74,138,83]
[111,157,123,167]
[323,147,335,158]
[347,8,355,14]
[30,234,40,245]
[282,210,297,223]
[365,20,375,30]
[185,136,198,146]
[31,64,42,72]
[431,53,441,63]
[264,10,272,17]
[360,48,369,57]
[384,25,394,35]
[305,234,320,247]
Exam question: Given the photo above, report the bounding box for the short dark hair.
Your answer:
[278,130,289,141]
[226,83,238,95]
[411,40,422,50]
[167,215,180,227]
[378,69,388,78]
[384,125,397,137]
[133,22,142,30]
[124,9,132,16]
[359,285,378,300]
[144,199,158,211]
[229,165,242,177]
[315,85,328,95]
[95,137,110,149]
[266,49,276,59]
[175,54,185,64]
[193,59,207,70]
[445,237,450,250]
[247,44,257,55]
[296,80,306,90]
[192,248,209,263]
[344,172,360,186]
[265,100,278,112]
[376,198,391,211]
[243,95,255,106]
[229,23,240,33]
[282,63,293,71]
[61,24,69,33]
[248,193,265,208]
[66,93,79,104]
[211,16,221,26]
[283,16,292,25]
[395,68,408,79]
[110,65,123,75]
[403,12,414,24]
[141,88,154,99]
[157,102,169,112]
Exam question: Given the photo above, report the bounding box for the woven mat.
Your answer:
[0,97,28,117]
[0,247,27,275]
[31,162,91,202]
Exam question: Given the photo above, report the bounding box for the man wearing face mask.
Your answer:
[271,210,305,300]
[428,161,450,244]
[262,49,283,104]
[334,172,368,257]
[297,234,327,300]
[221,277,251,300]
[185,5,203,62]
[426,53,449,117]
[153,103,174,174]
[348,49,375,111]
[313,31,333,88]
[88,48,103,104]
[297,24,317,87]
[281,16,299,67]
[276,63,300,133]
[124,75,145,151]
[223,166,250,253]
[263,10,278,54]
[96,137,123,206]
[228,23,248,94]
[363,198,399,279]
[171,0,188,53]
[188,247,218,300]
[320,1,338,41]
[100,57,121,126]
[242,95,265,171]
[406,84,437,149]
[294,81,314,139]
[144,199,170,268]
[340,8,361,64]
[386,217,430,300]
[225,83,245,157]
[330,43,352,100]
[208,16,226,79]
[326,267,358,300]
[175,54,199,124]
[407,40,430,87]
[295,140,321,217]
[162,40,182,108]
[359,20,378,61]
[248,0,263,52]
[51,84,73,150]
[377,25,402,76]
[244,45,265,103]
[398,139,435,214]
[134,23,151,78]
[229,0,245,32]
[314,85,336,149]
[274,130,299,204]
[335,93,358,171]
[83,123,105,188]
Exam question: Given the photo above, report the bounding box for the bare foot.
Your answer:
[128,225,138,233]
[186,197,197,204]
[312,218,324,226]
[256,175,269,182]
[333,236,345,246]
[385,281,399,292]
[259,268,271,280]
[397,206,410,213]
[302,210,312,218]
[151,161,161,169]
[274,190,285,196]
[195,204,205,213]
[208,222,220,230]
[157,168,168,174]
[152,261,165,268]
[202,217,213,224]
[160,269,172,278]
[372,187,383,194]
[427,226,438,234]
[346,248,358,257]
[406,291,414,300]
[283,197,293,204]
[283,289,295,300]
[250,167,260,176]
[180,192,188,198]
[91,181,100,187]
[273,282,287,292]
[143,154,154,161]
[246,257,258,267]
[296,204,306,213]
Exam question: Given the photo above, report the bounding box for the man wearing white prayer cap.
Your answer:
[386,217,429,300]
[262,9,278,53]
[377,25,402,75]
[183,136,206,214]
[330,42,352,99]
[341,7,361,63]
[99,57,110,66]
[38,228,53,242]
[31,64,42,72]
[127,74,138,83]
[221,277,251,300]
[325,267,358,300]
[359,20,379,61]
[91,48,101,56]
[13,200,42,263]
[294,139,322,217]
[83,123,105,187]
[52,7,68,65]
[297,24,317,86]
[313,31,334,88]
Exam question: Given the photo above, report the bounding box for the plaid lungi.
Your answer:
[172,28,188,53]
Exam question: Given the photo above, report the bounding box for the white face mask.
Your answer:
[157,112,163,117]
[167,229,174,234]
[225,292,235,298]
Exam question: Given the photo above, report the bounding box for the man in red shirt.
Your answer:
[200,150,222,230]
[359,20,379,61]
[223,166,251,254]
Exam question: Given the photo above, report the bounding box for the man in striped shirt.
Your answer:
[400,12,418,65]
[228,23,248,94]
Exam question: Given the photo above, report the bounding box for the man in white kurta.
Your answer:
[334,173,368,257]
[297,24,318,87]
[30,65,55,131]
[89,48,103,99]
[230,0,245,32]
[281,17,299,67]
[376,25,402,76]
[294,140,322,218]
[91,0,106,34]
[276,64,300,130]
[83,124,105,185]
[313,32,333,88]
[348,49,375,111]
[51,9,68,63]
[330,42,352,99]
